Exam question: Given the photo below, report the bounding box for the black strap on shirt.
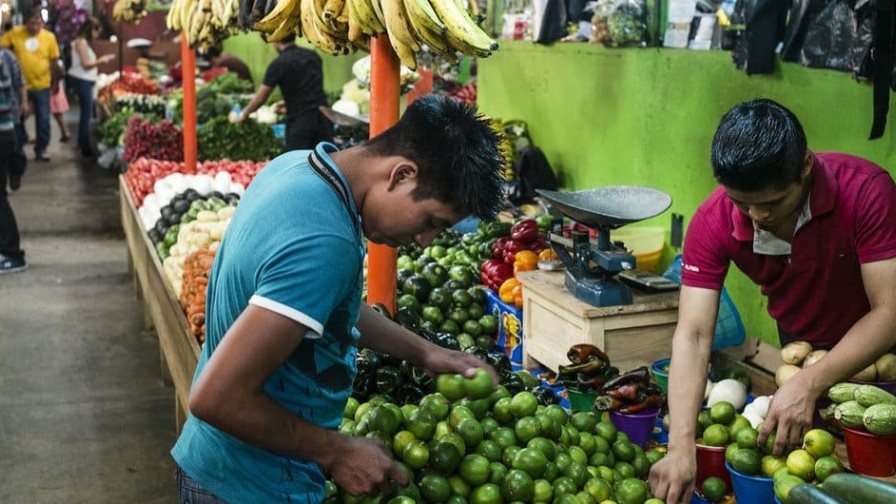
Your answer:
[307,148,360,233]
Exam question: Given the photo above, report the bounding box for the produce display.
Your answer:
[180,250,216,343]
[825,382,896,434]
[777,342,896,385]
[97,73,160,106]
[171,0,499,70]
[124,158,262,209]
[113,94,168,117]
[124,117,184,163]
[558,344,620,398]
[97,108,141,148]
[198,116,283,162]
[162,202,236,297]
[787,473,896,504]
[329,374,669,503]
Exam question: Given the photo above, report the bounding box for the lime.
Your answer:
[436,374,467,402]
[450,406,476,430]
[502,469,535,501]
[344,397,360,419]
[568,446,588,466]
[645,447,665,465]
[584,477,612,501]
[462,320,483,337]
[571,412,597,433]
[408,409,437,442]
[502,445,521,468]
[420,394,451,421]
[512,447,549,479]
[709,401,736,425]
[431,441,463,475]
[403,440,431,470]
[366,430,392,451]
[468,286,487,304]
[594,422,618,443]
[420,474,452,503]
[814,455,844,482]
[533,479,553,502]
[388,496,416,504]
[488,385,511,406]
[400,404,418,422]
[542,460,559,481]
[563,460,589,487]
[725,444,740,466]
[555,452,572,473]
[589,452,611,468]
[457,418,485,449]
[597,465,614,483]
[701,476,726,503]
[697,410,714,432]
[538,415,562,441]
[459,454,491,486]
[552,476,578,496]
[576,490,597,504]
[728,415,751,440]
[449,474,471,497]
[464,369,495,400]
[369,405,402,436]
[440,432,467,457]
[615,477,649,504]
[763,430,778,455]
[578,432,597,456]
[545,405,569,426]
[479,314,499,335]
[450,309,471,325]
[481,417,499,436]
[631,453,650,478]
[731,448,762,476]
[446,495,467,504]
[434,420,452,441]
[440,319,461,335]
[423,305,445,325]
[452,289,474,308]
[802,429,836,459]
[492,398,515,425]
[457,333,476,351]
[476,439,503,463]
[564,425,581,447]
[510,391,539,418]
[393,430,416,457]
[488,461,508,485]
[786,449,816,481]
[553,494,580,504]
[465,398,491,421]
[773,474,805,502]
[593,434,611,456]
[761,455,787,478]
[615,461,635,479]
[397,293,422,313]
[527,437,558,462]
[736,427,759,450]
[489,426,518,450]
[612,441,635,463]
[470,482,502,504]
[702,424,730,447]
[515,416,543,443]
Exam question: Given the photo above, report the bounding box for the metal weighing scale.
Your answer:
[536,186,675,307]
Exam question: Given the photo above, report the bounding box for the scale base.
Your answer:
[565,271,633,307]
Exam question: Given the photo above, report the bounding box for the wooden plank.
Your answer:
[120,177,200,424]
[517,270,679,318]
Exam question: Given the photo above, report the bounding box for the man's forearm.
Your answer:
[357,303,434,366]
[667,327,713,450]
[796,306,896,395]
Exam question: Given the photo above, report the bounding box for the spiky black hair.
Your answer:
[364,95,504,219]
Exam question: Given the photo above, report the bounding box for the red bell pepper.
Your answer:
[480,259,514,291]
[511,219,539,243]
[502,239,530,264]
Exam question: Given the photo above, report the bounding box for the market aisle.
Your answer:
[0,112,178,503]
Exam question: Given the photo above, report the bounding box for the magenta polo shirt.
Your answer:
[682,153,896,348]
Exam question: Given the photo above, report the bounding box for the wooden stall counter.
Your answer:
[518,270,679,373]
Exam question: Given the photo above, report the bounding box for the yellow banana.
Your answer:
[381,0,420,53]
[337,0,349,23]
[323,0,344,21]
[254,0,298,32]
[348,0,384,34]
[269,2,302,40]
[429,0,495,55]
[348,12,362,42]
[403,0,448,53]
[368,0,387,31]
[167,0,182,29]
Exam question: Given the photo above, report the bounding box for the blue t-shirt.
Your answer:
[171,143,365,503]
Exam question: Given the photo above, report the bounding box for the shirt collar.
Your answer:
[730,154,836,243]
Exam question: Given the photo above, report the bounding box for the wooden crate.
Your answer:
[120,177,200,432]
[518,270,679,373]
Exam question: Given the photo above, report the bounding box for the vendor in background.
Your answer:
[237,37,332,151]
[202,43,252,84]
[1,10,60,162]
[68,18,112,160]
[649,98,896,503]
[171,96,504,502]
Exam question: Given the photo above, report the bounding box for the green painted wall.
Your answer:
[478,41,896,346]
[223,34,363,100]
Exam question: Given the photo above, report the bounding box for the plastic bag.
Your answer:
[591,0,647,47]
[663,255,747,351]
[799,0,873,75]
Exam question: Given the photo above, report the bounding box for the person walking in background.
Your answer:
[68,18,111,160]
[0,43,28,192]
[50,60,70,143]
[1,10,61,162]
[0,41,27,272]
[238,37,332,151]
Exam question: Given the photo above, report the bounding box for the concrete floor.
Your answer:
[0,113,178,503]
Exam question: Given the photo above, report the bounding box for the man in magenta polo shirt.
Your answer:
[649,98,896,503]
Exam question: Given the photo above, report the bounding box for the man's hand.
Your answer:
[422,346,499,384]
[21,101,30,118]
[758,377,817,455]
[648,448,696,504]
[323,436,408,496]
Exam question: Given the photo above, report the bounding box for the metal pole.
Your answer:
[180,34,197,172]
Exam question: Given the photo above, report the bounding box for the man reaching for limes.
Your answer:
[649,99,896,503]
[170,97,503,503]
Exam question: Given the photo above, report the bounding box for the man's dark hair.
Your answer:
[25,9,42,22]
[364,95,504,219]
[711,98,808,192]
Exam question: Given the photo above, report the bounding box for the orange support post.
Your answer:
[406,67,433,103]
[180,34,198,172]
[366,35,401,315]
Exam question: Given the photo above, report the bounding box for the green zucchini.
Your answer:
[788,483,844,504]
[854,385,896,407]
[863,403,896,435]
[822,473,896,504]
[834,401,867,429]
[828,383,861,404]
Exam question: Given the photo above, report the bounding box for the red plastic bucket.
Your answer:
[841,426,896,477]
[610,407,660,448]
[695,444,732,491]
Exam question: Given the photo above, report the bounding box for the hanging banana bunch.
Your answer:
[168,0,243,51]
[490,118,515,181]
[249,0,497,68]
[113,0,149,23]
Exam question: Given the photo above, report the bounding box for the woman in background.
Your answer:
[49,60,70,142]
[68,18,112,159]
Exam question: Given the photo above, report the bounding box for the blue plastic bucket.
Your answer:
[726,461,775,504]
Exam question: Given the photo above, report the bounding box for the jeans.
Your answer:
[0,130,22,260]
[69,77,95,156]
[176,465,228,504]
[27,88,51,157]
[10,122,26,179]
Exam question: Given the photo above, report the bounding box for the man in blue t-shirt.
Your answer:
[171,96,506,503]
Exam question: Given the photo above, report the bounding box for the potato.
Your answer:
[803,350,828,368]
[776,364,802,386]
[874,353,896,381]
[781,341,813,366]
[852,362,877,382]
